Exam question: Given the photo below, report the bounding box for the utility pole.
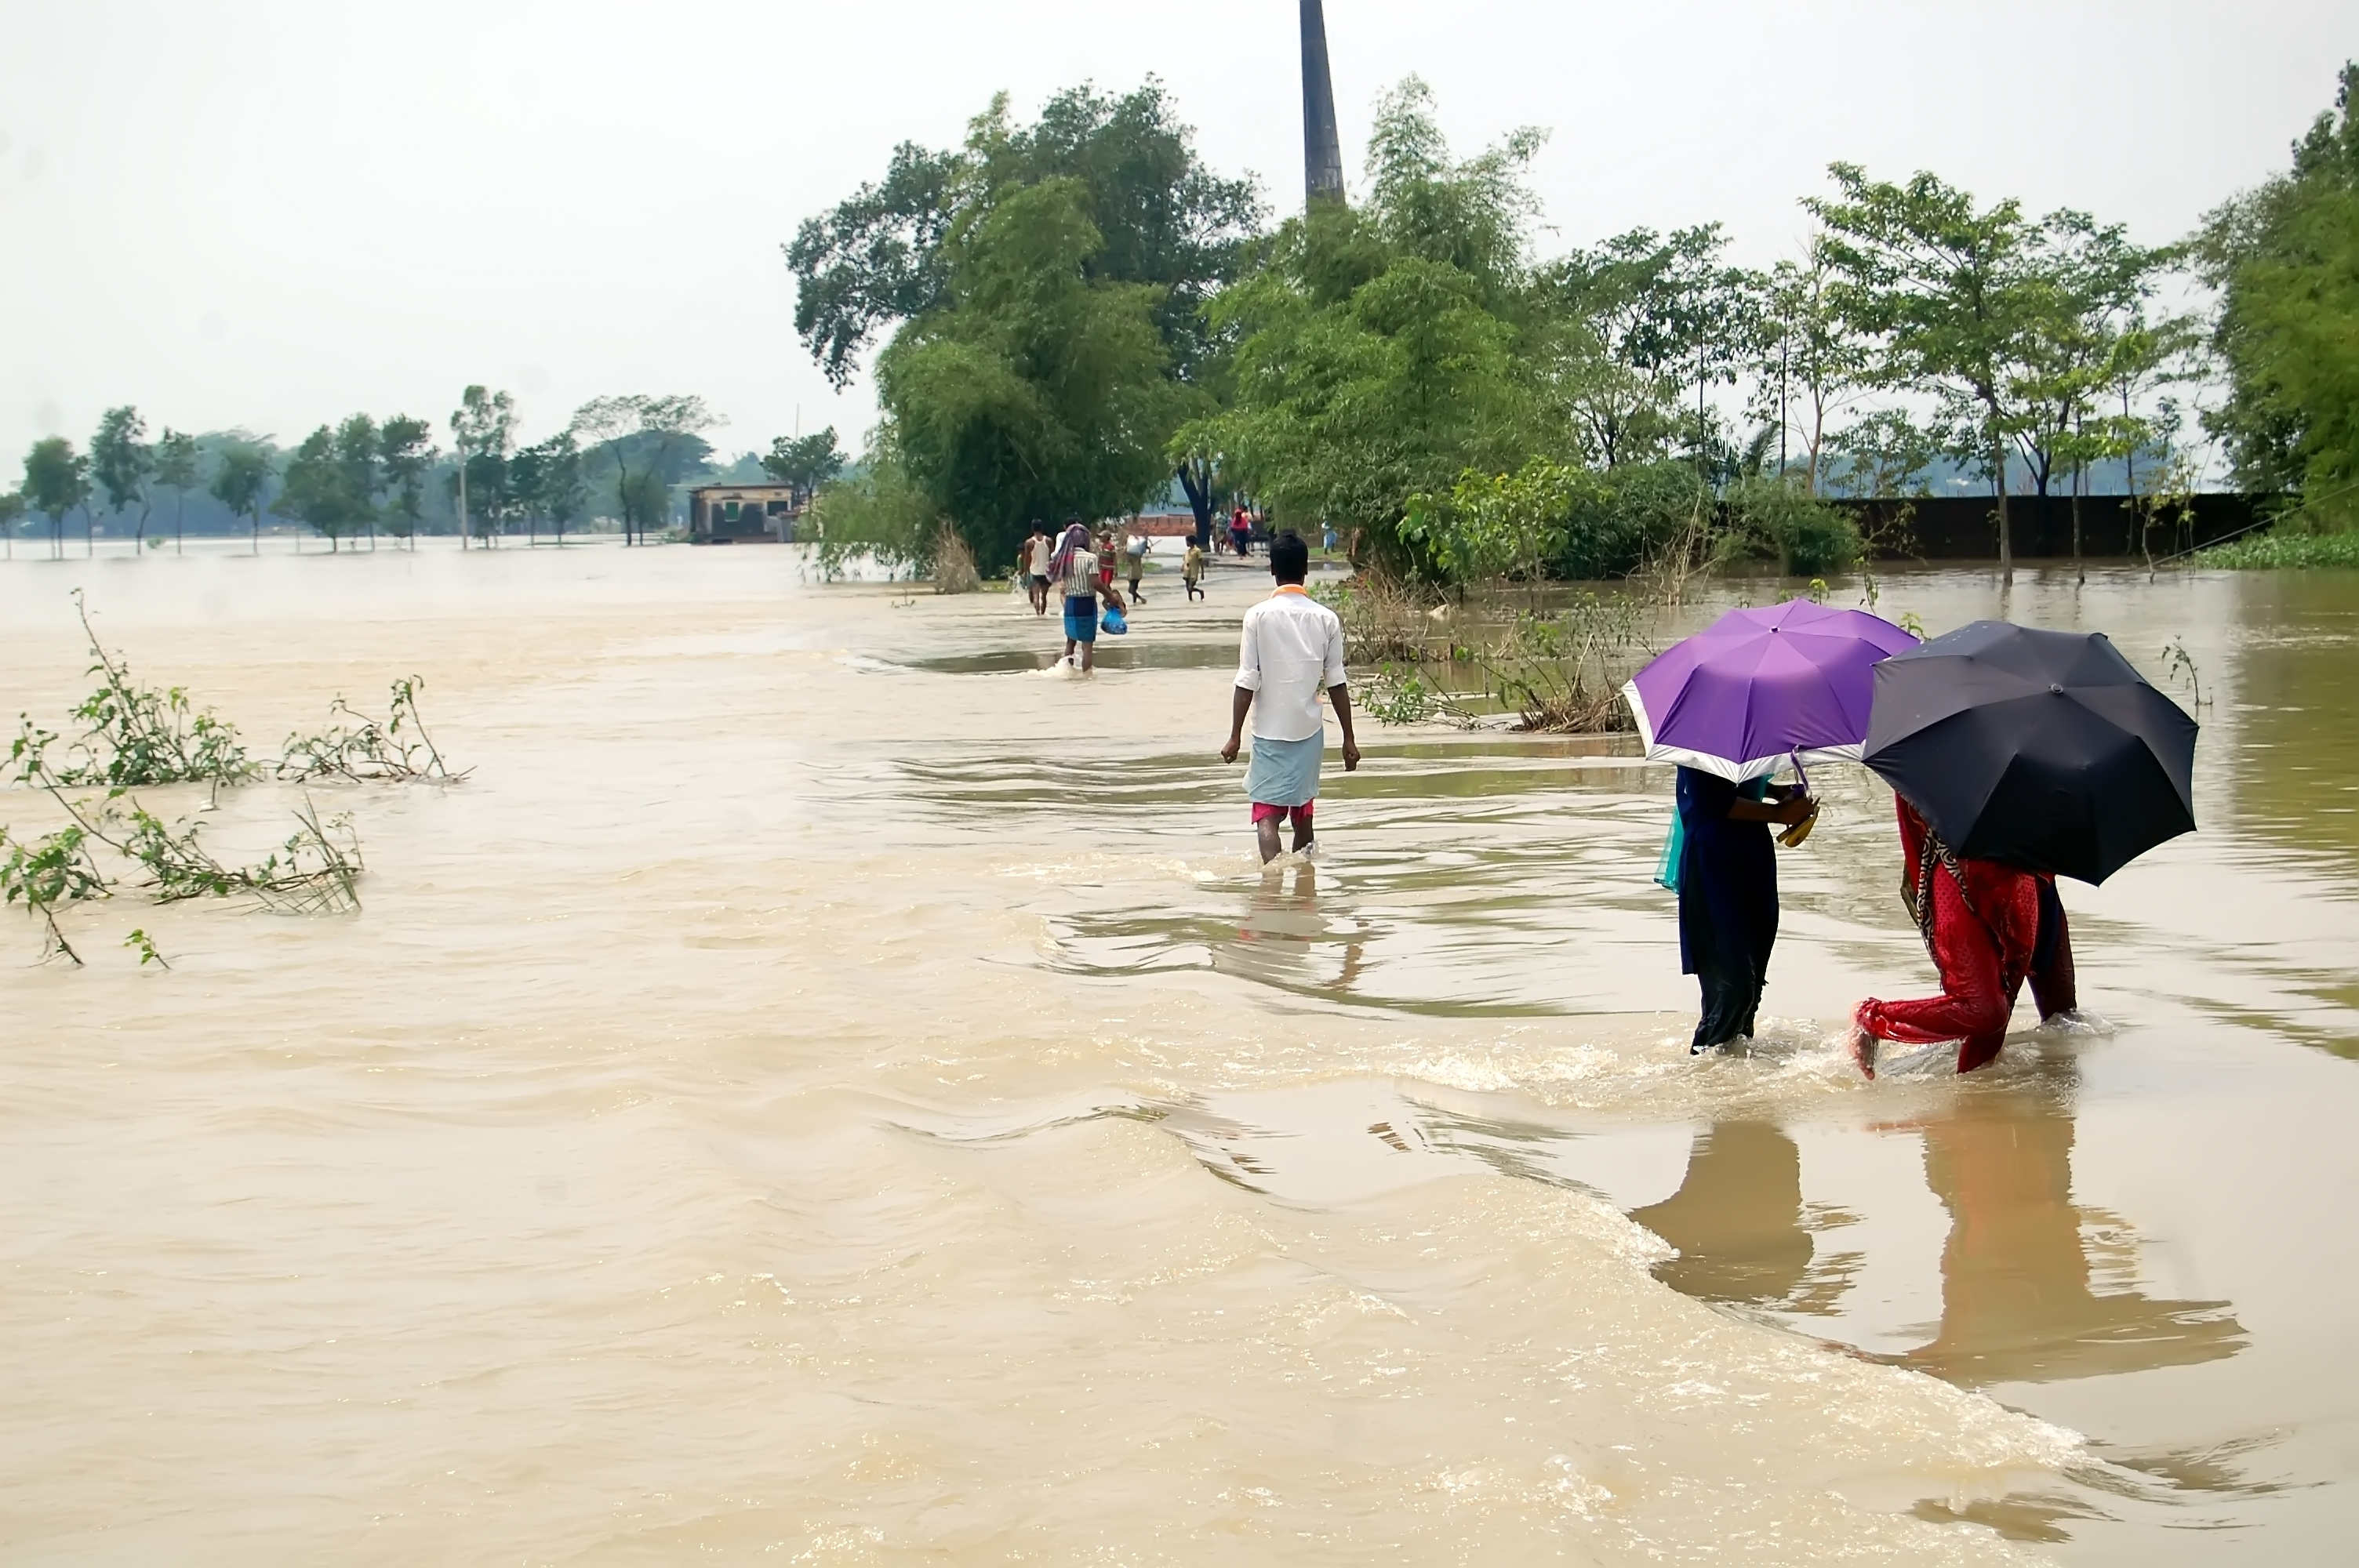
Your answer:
[1301,0,1344,208]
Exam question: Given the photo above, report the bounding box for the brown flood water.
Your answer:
[2,545,2354,1563]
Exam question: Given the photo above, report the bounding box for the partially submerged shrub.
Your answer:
[278,677,463,784]
[13,591,255,793]
[1476,595,1645,733]
[1718,477,1863,576]
[1361,662,1478,728]
[931,521,981,593]
[0,824,107,965]
[0,593,460,964]
[2197,528,2359,569]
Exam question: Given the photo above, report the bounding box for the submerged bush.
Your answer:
[1400,459,1710,586]
[12,591,256,793]
[1719,477,1863,576]
[2197,526,2359,569]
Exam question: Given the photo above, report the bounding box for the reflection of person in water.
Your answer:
[1849,797,2079,1077]
[1227,862,1368,993]
[1898,1082,2242,1388]
[1630,1122,1821,1307]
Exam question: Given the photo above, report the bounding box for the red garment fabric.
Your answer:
[1854,798,2043,1073]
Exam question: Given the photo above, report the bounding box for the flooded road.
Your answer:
[2,544,2354,1563]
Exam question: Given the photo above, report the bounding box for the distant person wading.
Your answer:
[1051,517,1122,673]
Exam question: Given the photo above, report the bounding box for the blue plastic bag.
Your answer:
[1654,775,1768,892]
[1101,603,1129,636]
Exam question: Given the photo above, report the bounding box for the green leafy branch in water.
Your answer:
[0,823,108,965]
[123,927,170,968]
[2160,637,2208,710]
[13,738,364,920]
[16,590,257,793]
[110,795,362,913]
[278,677,466,784]
[1361,662,1478,729]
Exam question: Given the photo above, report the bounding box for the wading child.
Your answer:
[1219,530,1359,862]
[1182,539,1205,601]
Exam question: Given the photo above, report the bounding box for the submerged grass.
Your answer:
[2197,530,2359,570]
[1322,575,1650,734]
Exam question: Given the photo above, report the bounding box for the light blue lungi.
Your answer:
[1243,733,1323,808]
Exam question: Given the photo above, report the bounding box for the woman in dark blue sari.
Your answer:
[1675,767,1813,1054]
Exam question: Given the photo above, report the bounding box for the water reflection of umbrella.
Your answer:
[1863,621,2197,884]
[1623,600,1920,781]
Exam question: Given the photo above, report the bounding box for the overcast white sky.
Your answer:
[2,0,2352,466]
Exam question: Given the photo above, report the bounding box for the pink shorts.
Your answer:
[1252,800,1314,828]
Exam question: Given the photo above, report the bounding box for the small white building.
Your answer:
[688,484,801,544]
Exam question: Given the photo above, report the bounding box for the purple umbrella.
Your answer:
[1621,599,1920,781]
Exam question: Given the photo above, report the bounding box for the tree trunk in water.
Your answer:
[2071,470,2084,587]
[1989,427,2013,586]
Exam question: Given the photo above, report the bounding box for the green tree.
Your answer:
[1823,408,1941,499]
[1808,165,2069,583]
[1747,244,1874,492]
[1174,80,1547,578]
[569,395,719,545]
[760,428,845,507]
[875,178,1180,567]
[2004,218,2175,501]
[788,79,1262,389]
[208,442,274,553]
[23,437,92,561]
[0,489,24,561]
[338,415,383,549]
[449,385,517,547]
[1534,225,1728,470]
[2197,61,2359,525]
[378,417,433,548]
[90,405,155,549]
[273,424,372,551]
[510,430,587,546]
[151,428,200,554]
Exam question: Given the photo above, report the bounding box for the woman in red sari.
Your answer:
[1849,797,2077,1078]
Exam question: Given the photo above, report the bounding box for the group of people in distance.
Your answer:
[1670,760,2080,1080]
[1023,515,1212,673]
[1030,517,2064,1078]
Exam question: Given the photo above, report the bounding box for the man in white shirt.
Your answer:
[1024,521,1054,616]
[1219,529,1360,862]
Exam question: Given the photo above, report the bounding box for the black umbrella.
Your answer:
[1863,620,2197,884]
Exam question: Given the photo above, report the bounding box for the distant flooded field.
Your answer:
[2,543,2354,1563]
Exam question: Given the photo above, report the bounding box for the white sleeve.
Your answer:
[1235,609,1263,691]
[1321,610,1347,689]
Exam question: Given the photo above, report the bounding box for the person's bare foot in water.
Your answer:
[1847,1024,1878,1080]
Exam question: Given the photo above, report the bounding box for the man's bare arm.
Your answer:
[1221,687,1254,763]
[1328,684,1361,771]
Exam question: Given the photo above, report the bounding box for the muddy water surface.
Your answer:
[2,546,2354,1563]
